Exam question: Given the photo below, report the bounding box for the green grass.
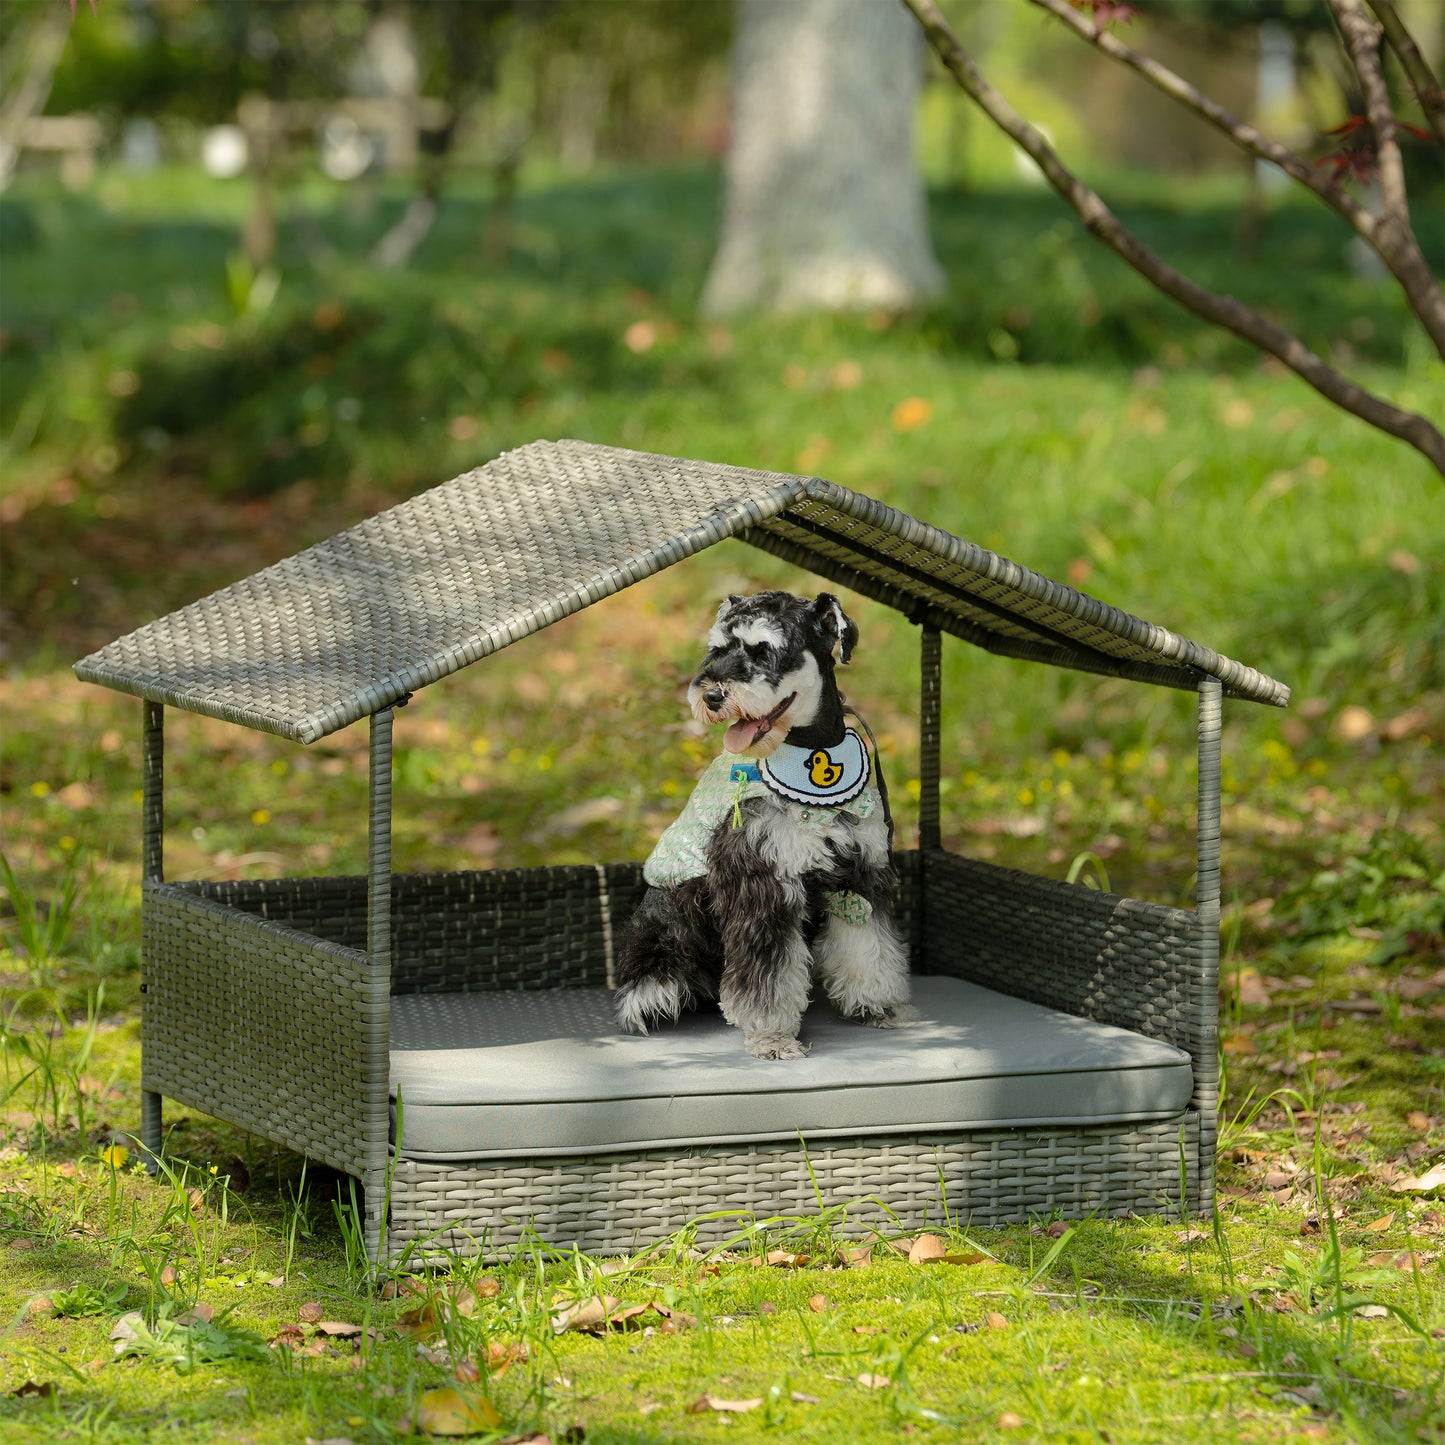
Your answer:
[1,160,1442,1441]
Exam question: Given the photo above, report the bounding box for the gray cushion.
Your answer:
[388,976,1193,1161]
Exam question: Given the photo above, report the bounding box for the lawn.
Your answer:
[0,161,1442,1443]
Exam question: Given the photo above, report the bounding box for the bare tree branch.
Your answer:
[1332,0,1410,227]
[1030,0,1445,359]
[899,0,1445,478]
[1028,0,1370,231]
[1366,0,1445,145]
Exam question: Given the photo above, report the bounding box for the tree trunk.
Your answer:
[702,0,944,315]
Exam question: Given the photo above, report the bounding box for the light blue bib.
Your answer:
[759,729,870,807]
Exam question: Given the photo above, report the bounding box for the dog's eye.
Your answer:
[743,641,773,660]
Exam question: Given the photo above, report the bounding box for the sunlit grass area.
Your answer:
[1,163,1442,1441]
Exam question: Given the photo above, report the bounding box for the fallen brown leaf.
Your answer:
[986,1312,1010,1331]
[853,1325,884,1335]
[857,1373,890,1390]
[298,1301,324,1324]
[414,1386,502,1436]
[175,1304,213,1326]
[907,1233,948,1264]
[395,1302,440,1336]
[10,1382,56,1399]
[315,1321,363,1337]
[453,1360,481,1384]
[749,1249,810,1268]
[1363,1213,1395,1233]
[110,1312,144,1354]
[551,1296,693,1335]
[838,1244,873,1269]
[808,1294,829,1312]
[1046,1221,1070,1239]
[1390,1164,1445,1193]
[485,1341,530,1375]
[1407,1112,1431,1131]
[187,1188,205,1214]
[551,1295,621,1333]
[1232,970,1272,1006]
[998,1411,1026,1429]
[758,1302,777,1315]
[159,1265,178,1288]
[1365,1249,1423,1271]
[688,1394,762,1414]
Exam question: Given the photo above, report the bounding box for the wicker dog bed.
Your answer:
[75,439,1288,1263]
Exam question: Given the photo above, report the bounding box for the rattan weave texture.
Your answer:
[184,858,919,997]
[388,1115,1199,1259]
[142,882,377,1179]
[74,440,1287,744]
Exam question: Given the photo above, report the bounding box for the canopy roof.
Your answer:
[74,439,1288,743]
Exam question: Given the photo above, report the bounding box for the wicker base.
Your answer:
[386,1113,1198,1260]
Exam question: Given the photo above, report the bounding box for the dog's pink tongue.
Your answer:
[724,718,766,754]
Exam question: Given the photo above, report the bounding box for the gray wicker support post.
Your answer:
[1194,677,1223,1216]
[140,700,164,1173]
[919,624,942,851]
[914,623,942,967]
[364,708,395,1269]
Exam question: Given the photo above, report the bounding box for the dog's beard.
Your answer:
[688,655,824,758]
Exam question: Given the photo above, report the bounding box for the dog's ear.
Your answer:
[714,594,743,627]
[812,593,858,664]
[709,594,744,647]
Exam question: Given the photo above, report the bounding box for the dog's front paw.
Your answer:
[847,1003,919,1029]
[745,1032,812,1060]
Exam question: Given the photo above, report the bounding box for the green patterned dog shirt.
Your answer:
[643,751,879,927]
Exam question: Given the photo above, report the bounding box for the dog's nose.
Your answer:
[703,687,725,710]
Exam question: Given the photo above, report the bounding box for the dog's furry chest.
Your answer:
[735,793,871,879]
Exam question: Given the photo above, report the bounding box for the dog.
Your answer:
[614,590,911,1059]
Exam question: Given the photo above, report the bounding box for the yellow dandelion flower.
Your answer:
[251,809,270,825]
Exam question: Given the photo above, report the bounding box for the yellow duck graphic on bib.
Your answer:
[808,748,844,787]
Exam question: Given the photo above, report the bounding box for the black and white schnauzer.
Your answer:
[614,590,911,1060]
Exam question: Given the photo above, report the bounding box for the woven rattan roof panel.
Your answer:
[74,440,1287,741]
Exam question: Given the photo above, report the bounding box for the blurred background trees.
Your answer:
[701,0,943,314]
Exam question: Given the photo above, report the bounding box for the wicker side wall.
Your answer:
[192,856,922,995]
[143,881,378,1178]
[194,868,617,993]
[920,852,1202,1056]
[388,1112,1198,1260]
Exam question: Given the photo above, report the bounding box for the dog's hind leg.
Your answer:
[614,880,719,1034]
[812,809,911,1025]
[813,903,911,1026]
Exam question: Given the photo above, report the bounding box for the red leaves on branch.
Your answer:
[1067,0,1137,23]
[1312,113,1436,189]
